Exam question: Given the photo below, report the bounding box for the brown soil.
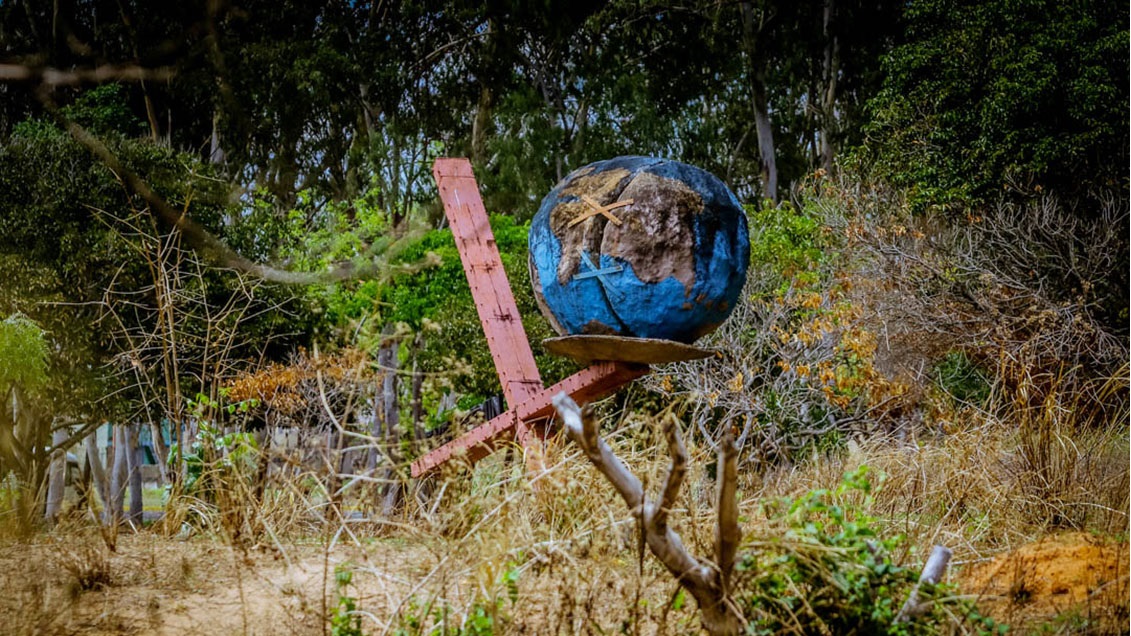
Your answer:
[0,529,675,635]
[0,532,435,636]
[961,532,1130,633]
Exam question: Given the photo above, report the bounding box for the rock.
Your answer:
[529,156,749,344]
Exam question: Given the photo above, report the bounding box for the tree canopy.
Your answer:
[0,0,1125,427]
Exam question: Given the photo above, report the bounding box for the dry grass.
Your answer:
[1,181,1126,634]
[0,394,1125,635]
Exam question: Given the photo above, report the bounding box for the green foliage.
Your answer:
[1,103,315,421]
[932,351,991,407]
[865,0,1128,210]
[331,565,365,636]
[393,594,508,635]
[326,215,577,403]
[747,201,831,296]
[739,467,1001,634]
[60,84,144,137]
[167,394,260,498]
[0,313,48,394]
[393,562,519,636]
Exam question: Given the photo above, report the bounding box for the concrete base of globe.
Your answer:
[543,335,715,364]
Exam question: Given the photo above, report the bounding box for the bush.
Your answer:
[738,467,1001,635]
[648,197,905,464]
[864,0,1128,211]
[932,351,991,407]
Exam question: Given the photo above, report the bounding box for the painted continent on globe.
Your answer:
[528,156,750,345]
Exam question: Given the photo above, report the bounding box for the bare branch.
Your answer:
[36,91,431,285]
[716,429,740,591]
[552,392,742,636]
[654,411,687,530]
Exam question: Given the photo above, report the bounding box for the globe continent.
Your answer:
[528,156,750,344]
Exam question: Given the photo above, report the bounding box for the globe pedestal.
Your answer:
[543,335,714,365]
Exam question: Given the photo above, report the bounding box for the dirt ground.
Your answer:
[0,527,465,636]
[0,530,1126,635]
[0,529,686,635]
[961,532,1129,634]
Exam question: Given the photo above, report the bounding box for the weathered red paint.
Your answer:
[410,361,648,476]
[432,158,543,407]
[410,159,649,478]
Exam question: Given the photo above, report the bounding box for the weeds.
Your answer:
[52,534,114,596]
[740,466,1001,635]
[331,564,365,636]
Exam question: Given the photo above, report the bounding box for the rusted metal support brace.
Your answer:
[411,361,647,476]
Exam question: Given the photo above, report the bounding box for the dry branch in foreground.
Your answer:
[552,392,743,636]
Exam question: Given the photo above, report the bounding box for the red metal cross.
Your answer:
[410,158,648,477]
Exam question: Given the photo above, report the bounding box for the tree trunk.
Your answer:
[819,0,840,173]
[148,420,168,485]
[410,334,425,448]
[84,432,109,521]
[378,329,401,517]
[751,74,777,203]
[0,388,23,477]
[209,108,225,165]
[76,445,92,511]
[142,85,160,143]
[44,427,68,523]
[471,85,493,165]
[109,426,128,524]
[325,427,342,509]
[364,391,381,474]
[252,427,271,503]
[742,2,778,203]
[127,424,144,526]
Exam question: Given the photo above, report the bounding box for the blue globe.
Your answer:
[529,156,749,344]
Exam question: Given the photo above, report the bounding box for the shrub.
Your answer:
[932,351,991,407]
[738,467,1001,635]
[649,197,904,464]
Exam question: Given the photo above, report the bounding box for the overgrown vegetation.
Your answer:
[0,0,1127,633]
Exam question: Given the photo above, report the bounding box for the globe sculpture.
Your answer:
[529,156,750,363]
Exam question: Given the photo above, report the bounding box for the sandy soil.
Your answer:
[962,532,1129,633]
[0,532,434,636]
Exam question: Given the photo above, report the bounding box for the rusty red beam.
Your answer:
[410,360,649,477]
[515,361,648,422]
[410,411,519,476]
[432,158,543,408]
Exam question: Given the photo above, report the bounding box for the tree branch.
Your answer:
[36,90,429,285]
[716,429,740,591]
[655,411,687,529]
[0,64,174,85]
[552,392,743,636]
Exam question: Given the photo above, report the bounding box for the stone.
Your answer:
[529,156,749,344]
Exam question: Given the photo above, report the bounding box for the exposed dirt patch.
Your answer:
[0,532,435,636]
[961,532,1129,632]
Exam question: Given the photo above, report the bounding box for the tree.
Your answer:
[0,87,316,503]
[0,313,50,475]
[864,0,1130,209]
[0,313,55,527]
